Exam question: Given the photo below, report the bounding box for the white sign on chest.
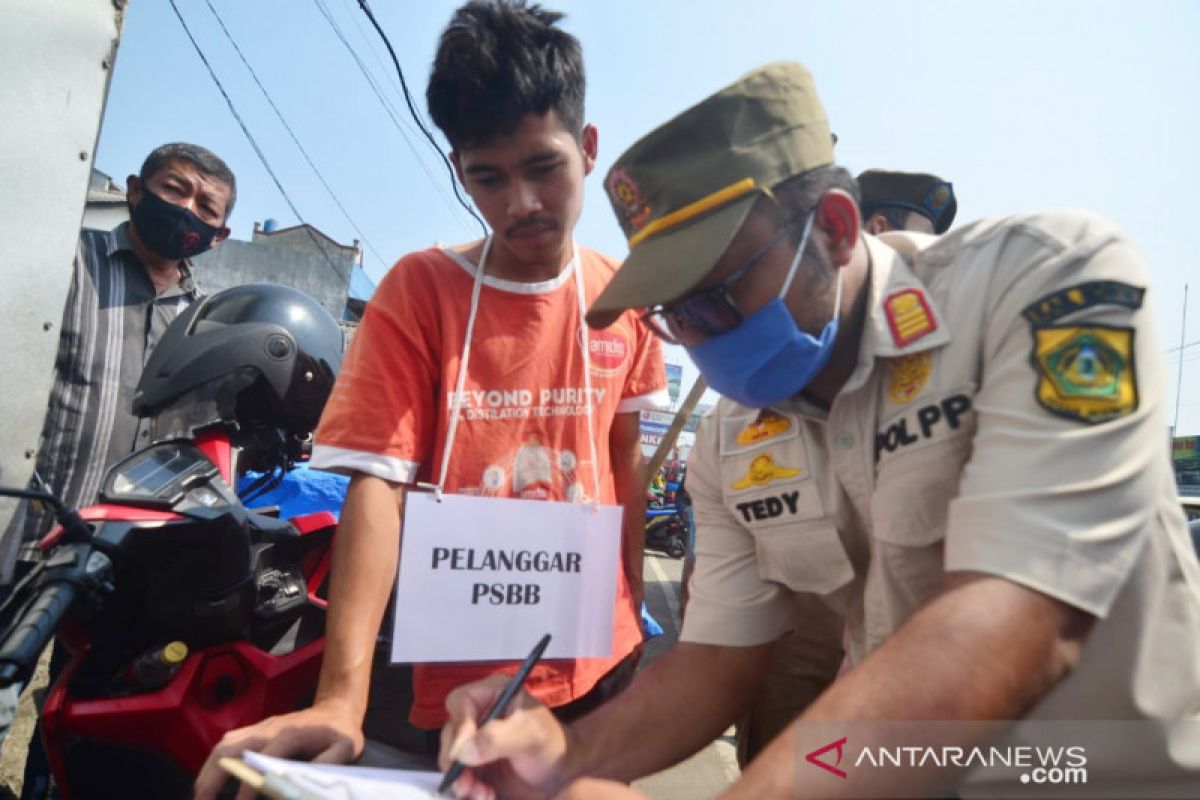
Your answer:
[391,492,622,662]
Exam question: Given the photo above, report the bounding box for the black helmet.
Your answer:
[134,284,344,458]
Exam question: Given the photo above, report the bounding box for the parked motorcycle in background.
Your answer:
[0,284,343,799]
[644,469,689,559]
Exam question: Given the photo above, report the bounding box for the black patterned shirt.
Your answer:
[2,223,202,567]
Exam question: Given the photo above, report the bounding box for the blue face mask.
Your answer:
[686,213,843,408]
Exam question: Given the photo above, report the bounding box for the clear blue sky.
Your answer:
[96,0,1200,434]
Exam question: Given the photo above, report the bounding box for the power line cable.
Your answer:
[354,0,488,236]
[311,0,475,238]
[202,0,389,274]
[1164,338,1200,355]
[167,0,350,284]
[319,0,422,144]
[312,0,466,228]
[346,0,434,136]
[339,0,410,109]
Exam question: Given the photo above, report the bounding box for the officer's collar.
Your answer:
[718,232,950,421]
[840,232,950,391]
[863,232,949,356]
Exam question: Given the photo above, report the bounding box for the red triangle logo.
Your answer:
[805,736,848,779]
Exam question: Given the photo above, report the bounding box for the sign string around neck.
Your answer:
[418,235,601,507]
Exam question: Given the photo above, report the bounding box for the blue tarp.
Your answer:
[238,463,349,520]
[348,265,377,302]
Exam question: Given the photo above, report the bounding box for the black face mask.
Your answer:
[130,187,223,259]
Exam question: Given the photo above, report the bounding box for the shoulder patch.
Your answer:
[1021,281,1144,326]
[884,288,937,347]
[1031,324,1137,424]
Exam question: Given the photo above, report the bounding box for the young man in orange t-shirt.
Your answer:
[195,3,665,791]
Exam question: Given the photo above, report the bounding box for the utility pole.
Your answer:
[1174,284,1188,437]
[647,377,707,482]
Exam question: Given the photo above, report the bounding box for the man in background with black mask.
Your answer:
[2,142,235,566]
[0,141,234,800]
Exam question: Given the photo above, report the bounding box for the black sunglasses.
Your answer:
[640,208,808,345]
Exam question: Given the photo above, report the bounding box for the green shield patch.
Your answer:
[1032,325,1137,424]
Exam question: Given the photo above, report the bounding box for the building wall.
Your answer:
[191,236,353,320]
[82,202,128,232]
[83,169,129,231]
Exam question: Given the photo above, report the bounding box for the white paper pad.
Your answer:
[244,751,443,799]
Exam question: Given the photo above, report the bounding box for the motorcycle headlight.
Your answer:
[186,485,222,507]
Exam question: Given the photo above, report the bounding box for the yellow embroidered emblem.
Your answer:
[887,352,931,404]
[731,454,801,490]
[929,184,952,210]
[1033,325,1137,424]
[736,411,792,446]
[605,168,652,232]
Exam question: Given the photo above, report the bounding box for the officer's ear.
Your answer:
[814,190,860,267]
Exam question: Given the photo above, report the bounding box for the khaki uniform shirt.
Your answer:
[681,211,1200,795]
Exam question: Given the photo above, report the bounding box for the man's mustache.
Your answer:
[506,217,557,237]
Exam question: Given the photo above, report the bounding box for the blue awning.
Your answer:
[348,265,376,301]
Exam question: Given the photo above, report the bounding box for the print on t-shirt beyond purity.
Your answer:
[447,386,608,421]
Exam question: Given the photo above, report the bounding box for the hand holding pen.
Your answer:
[438,633,557,798]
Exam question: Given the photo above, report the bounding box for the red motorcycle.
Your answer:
[0,284,344,799]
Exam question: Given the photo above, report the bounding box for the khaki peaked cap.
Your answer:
[588,62,835,328]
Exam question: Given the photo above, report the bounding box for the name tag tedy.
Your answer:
[390,491,622,663]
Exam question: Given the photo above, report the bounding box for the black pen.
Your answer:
[437,633,552,797]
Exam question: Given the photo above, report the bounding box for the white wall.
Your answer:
[82,203,128,232]
[0,0,123,580]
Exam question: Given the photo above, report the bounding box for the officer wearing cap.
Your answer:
[438,62,1200,799]
[731,164,961,769]
[857,168,957,235]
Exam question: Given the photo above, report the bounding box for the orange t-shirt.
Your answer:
[312,244,667,728]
